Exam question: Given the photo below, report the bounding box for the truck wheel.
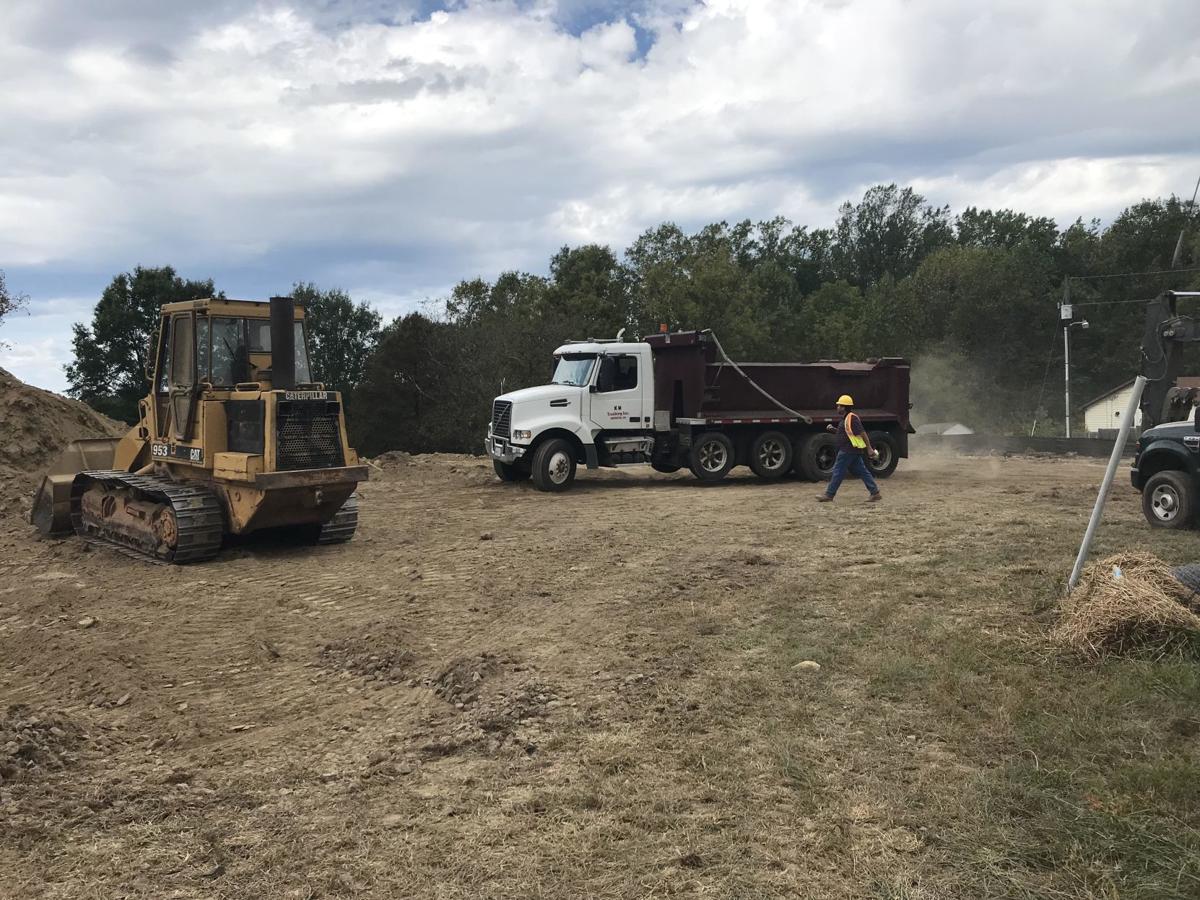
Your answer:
[867,432,899,479]
[1142,470,1196,529]
[749,430,793,480]
[689,432,735,482]
[651,461,681,474]
[531,439,577,492]
[493,460,530,482]
[796,433,837,481]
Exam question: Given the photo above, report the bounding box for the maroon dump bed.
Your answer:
[645,330,911,430]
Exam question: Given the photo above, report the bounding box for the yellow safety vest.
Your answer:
[844,413,867,450]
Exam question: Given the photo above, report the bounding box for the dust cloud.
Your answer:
[908,351,996,432]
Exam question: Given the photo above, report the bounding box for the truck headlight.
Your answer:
[512,430,532,441]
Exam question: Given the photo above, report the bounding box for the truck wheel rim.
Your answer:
[758,438,786,471]
[816,445,836,473]
[548,450,572,484]
[1151,484,1180,521]
[871,444,892,471]
[699,441,728,472]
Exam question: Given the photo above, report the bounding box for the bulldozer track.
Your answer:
[318,493,359,544]
[70,471,225,564]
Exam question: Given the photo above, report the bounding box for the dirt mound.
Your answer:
[434,653,502,708]
[319,625,416,684]
[0,704,86,782]
[1056,552,1200,658]
[0,367,125,474]
[368,450,495,485]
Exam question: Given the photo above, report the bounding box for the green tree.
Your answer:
[830,184,952,286]
[955,207,1058,251]
[346,185,1200,452]
[626,222,769,356]
[66,266,218,422]
[290,283,382,395]
[352,312,490,455]
[0,270,29,349]
[795,281,868,360]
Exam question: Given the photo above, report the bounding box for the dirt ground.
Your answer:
[2,450,1199,899]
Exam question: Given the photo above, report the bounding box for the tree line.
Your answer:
[53,183,1200,453]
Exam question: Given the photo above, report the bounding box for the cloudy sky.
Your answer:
[1,0,1197,391]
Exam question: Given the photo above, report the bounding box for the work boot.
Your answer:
[816,494,833,502]
[867,492,882,502]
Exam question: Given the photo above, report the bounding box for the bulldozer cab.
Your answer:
[149,299,314,442]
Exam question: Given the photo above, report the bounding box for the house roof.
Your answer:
[1083,377,1200,410]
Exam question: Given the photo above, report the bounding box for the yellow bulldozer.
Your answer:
[31,296,368,563]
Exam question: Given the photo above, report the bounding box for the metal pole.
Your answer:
[1063,325,1071,439]
[1068,375,1147,591]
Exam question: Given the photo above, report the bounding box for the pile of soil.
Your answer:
[369,450,494,485]
[434,653,502,708]
[0,367,125,475]
[0,704,85,783]
[319,625,416,684]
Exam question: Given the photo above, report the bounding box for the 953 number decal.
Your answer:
[151,443,203,463]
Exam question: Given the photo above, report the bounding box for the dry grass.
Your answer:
[1056,552,1200,659]
[3,455,1200,898]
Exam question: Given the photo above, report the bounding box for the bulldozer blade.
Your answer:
[30,438,121,536]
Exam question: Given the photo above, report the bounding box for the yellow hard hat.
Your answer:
[837,394,854,407]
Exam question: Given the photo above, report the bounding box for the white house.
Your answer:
[1082,377,1200,435]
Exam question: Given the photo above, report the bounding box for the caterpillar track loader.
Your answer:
[31,296,368,563]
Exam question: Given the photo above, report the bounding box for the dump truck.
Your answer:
[486,329,912,491]
[31,296,367,562]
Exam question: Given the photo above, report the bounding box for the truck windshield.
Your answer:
[203,317,313,386]
[552,354,595,386]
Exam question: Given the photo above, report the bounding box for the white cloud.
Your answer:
[0,334,70,393]
[2,0,1198,388]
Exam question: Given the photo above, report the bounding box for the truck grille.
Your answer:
[492,400,512,439]
[276,400,345,471]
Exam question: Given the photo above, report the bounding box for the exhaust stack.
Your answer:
[269,295,296,390]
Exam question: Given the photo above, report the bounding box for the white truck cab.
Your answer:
[487,337,655,490]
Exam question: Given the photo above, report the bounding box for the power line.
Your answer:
[1067,265,1200,283]
[1070,297,1162,308]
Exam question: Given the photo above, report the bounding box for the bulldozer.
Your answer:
[31,295,368,563]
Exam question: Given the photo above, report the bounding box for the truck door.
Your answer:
[153,317,172,439]
[169,312,198,441]
[589,352,645,431]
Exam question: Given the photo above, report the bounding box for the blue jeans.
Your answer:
[826,451,879,498]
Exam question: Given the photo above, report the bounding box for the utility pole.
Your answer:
[1063,310,1072,438]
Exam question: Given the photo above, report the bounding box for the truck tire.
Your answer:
[651,461,681,474]
[1142,470,1196,529]
[689,432,735,482]
[795,433,837,481]
[866,431,900,479]
[531,438,577,492]
[493,460,530,482]
[749,430,793,480]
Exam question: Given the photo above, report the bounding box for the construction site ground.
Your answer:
[3,452,1199,899]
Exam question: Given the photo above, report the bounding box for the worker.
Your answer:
[817,394,882,503]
